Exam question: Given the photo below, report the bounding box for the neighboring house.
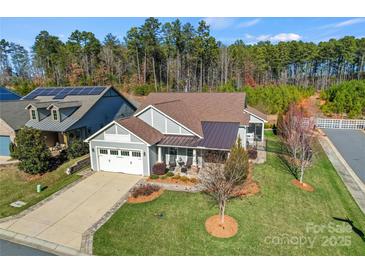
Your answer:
[20,86,136,147]
[85,92,267,176]
[0,87,21,101]
[0,100,31,156]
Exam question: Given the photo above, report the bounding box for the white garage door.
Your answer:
[98,148,143,175]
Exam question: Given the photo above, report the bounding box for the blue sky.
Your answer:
[1,17,365,50]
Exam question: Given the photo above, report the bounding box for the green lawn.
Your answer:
[93,132,365,255]
[0,157,86,218]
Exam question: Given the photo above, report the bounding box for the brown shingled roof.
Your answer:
[116,116,163,145]
[245,105,268,122]
[136,93,250,134]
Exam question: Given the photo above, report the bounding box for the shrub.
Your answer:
[166,171,174,177]
[161,175,168,179]
[133,84,155,96]
[248,148,258,160]
[152,162,166,175]
[66,138,89,159]
[131,185,160,198]
[224,137,249,185]
[12,127,51,174]
[149,174,159,180]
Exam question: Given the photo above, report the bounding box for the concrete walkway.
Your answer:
[0,172,141,252]
[318,131,365,214]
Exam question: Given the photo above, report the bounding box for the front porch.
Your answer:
[156,146,229,176]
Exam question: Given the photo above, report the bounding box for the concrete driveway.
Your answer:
[0,172,140,251]
[323,129,365,184]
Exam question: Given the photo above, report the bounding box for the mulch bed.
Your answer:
[128,189,164,204]
[205,215,238,238]
[147,177,198,186]
[291,179,315,192]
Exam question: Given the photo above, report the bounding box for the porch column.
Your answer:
[261,122,265,142]
[192,149,197,166]
[158,146,162,162]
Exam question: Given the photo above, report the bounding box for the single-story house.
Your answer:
[0,87,21,101]
[85,92,267,176]
[0,100,31,156]
[20,86,137,147]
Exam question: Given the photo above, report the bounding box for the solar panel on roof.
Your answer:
[88,87,105,95]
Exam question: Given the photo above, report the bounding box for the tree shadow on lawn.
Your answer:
[333,216,365,242]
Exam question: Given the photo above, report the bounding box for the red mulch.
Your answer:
[147,177,198,186]
[291,179,315,192]
[205,215,238,238]
[232,163,260,197]
[128,189,164,204]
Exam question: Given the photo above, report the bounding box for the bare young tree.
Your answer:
[199,162,235,225]
[278,103,315,184]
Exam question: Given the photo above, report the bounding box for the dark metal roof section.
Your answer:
[158,135,201,147]
[199,121,239,150]
[158,121,239,150]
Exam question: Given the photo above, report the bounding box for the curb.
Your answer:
[0,228,88,256]
[80,178,145,254]
[0,170,94,224]
[319,129,365,193]
[318,130,365,214]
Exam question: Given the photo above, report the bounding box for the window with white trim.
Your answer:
[110,150,119,156]
[52,109,58,120]
[99,149,108,155]
[132,151,141,157]
[31,109,36,120]
[120,150,129,156]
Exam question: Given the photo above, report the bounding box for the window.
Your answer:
[169,148,177,155]
[99,149,108,155]
[31,109,36,120]
[52,109,58,120]
[120,150,129,156]
[187,149,193,157]
[132,151,141,157]
[110,150,119,156]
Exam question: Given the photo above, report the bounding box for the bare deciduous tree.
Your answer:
[278,103,315,184]
[199,162,235,225]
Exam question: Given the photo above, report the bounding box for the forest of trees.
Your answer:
[1,17,365,96]
[321,80,365,118]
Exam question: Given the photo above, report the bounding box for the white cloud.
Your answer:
[203,17,236,30]
[245,33,302,43]
[319,18,365,29]
[237,18,261,28]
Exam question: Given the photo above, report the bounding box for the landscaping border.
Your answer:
[80,178,204,255]
[80,178,145,254]
[0,170,94,224]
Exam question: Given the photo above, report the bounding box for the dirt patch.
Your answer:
[291,179,315,192]
[205,215,238,238]
[128,189,164,204]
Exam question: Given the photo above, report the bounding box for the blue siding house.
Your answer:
[0,87,21,101]
[21,86,137,147]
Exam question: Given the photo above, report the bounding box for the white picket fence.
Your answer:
[315,118,365,130]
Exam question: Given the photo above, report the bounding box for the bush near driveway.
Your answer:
[93,131,365,255]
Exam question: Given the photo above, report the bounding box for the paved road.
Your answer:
[0,239,54,256]
[323,129,365,184]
